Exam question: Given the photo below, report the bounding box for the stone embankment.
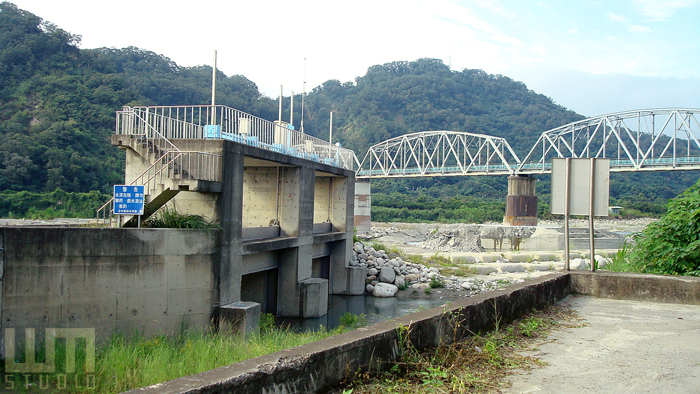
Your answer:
[352,241,525,298]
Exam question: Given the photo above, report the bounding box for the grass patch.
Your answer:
[335,303,584,394]
[1,315,365,393]
[145,207,218,229]
[601,241,642,273]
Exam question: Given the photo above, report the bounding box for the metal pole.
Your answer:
[301,58,306,134]
[278,85,283,123]
[589,158,596,271]
[564,158,571,271]
[211,50,217,125]
[290,91,294,127]
[329,111,333,144]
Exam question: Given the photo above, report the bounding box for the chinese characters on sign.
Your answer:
[113,185,145,215]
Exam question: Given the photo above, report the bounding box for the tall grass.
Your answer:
[601,241,642,273]
[94,316,360,393]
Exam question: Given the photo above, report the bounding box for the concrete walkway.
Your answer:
[505,296,700,393]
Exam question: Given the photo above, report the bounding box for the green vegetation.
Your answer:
[607,177,700,276]
[144,207,217,229]
[338,304,583,394]
[429,277,445,289]
[1,314,366,393]
[0,188,108,218]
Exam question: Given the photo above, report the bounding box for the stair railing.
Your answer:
[96,151,222,224]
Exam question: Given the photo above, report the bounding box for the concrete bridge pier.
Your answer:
[354,180,371,235]
[503,175,538,226]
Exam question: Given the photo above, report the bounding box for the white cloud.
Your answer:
[629,24,652,32]
[430,0,495,33]
[608,12,628,22]
[472,0,515,18]
[631,0,699,21]
[531,44,548,57]
[487,34,523,47]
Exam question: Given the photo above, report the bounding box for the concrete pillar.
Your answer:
[300,278,328,318]
[218,143,244,306]
[503,175,538,226]
[276,166,317,317]
[354,180,371,235]
[219,301,260,334]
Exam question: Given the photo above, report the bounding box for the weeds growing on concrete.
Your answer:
[334,304,584,394]
[145,207,218,229]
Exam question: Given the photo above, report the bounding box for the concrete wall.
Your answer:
[570,271,700,304]
[0,227,219,345]
[243,167,281,228]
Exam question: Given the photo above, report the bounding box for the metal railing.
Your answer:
[121,105,359,171]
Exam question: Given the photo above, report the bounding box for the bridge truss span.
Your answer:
[356,131,521,178]
[517,108,700,174]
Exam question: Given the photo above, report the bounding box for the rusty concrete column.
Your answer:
[503,175,538,226]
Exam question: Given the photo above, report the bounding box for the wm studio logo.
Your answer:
[5,328,95,373]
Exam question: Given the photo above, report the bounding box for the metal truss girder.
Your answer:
[356,109,700,179]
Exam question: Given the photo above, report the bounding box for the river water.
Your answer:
[277,294,464,331]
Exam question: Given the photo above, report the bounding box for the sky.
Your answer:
[7,0,700,117]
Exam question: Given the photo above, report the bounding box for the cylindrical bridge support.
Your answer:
[503,175,538,226]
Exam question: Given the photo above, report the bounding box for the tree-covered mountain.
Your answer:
[302,59,583,158]
[0,1,697,220]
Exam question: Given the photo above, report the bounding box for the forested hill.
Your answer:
[302,59,583,157]
[0,2,697,220]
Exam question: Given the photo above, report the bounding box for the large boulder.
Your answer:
[379,266,396,283]
[373,283,398,297]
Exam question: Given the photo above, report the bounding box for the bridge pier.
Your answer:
[354,180,371,235]
[504,175,538,226]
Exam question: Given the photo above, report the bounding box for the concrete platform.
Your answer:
[506,295,700,393]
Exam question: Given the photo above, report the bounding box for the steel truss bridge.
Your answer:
[356,108,700,178]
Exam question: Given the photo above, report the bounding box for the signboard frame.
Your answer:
[550,158,610,272]
[113,185,145,216]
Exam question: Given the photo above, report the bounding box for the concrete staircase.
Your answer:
[565,227,624,250]
[99,131,223,226]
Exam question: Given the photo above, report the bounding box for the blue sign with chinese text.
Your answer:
[113,185,145,215]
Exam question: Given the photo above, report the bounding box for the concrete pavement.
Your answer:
[506,295,700,393]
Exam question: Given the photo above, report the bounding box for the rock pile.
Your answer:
[352,242,522,298]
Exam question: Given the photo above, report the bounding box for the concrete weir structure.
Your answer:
[0,132,366,351]
[112,133,367,323]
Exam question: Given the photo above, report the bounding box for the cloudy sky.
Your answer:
[8,0,700,117]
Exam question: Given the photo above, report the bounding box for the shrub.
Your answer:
[630,177,700,276]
